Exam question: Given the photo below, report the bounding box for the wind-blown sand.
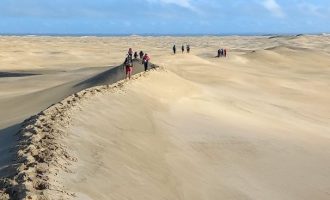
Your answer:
[1,35,330,199]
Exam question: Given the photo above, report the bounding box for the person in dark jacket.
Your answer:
[139,51,144,59]
[124,54,133,79]
[187,45,190,53]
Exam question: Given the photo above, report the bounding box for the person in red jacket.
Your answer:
[143,53,150,71]
[124,55,133,79]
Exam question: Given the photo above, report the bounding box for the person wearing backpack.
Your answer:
[143,53,150,72]
[124,54,133,79]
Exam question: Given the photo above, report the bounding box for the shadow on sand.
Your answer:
[0,123,21,178]
[0,72,39,78]
[75,58,157,89]
[0,59,159,187]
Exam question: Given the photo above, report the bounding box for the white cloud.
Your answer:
[146,0,199,13]
[261,0,285,18]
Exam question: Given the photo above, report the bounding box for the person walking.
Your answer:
[187,45,190,53]
[143,53,150,72]
[181,45,185,53]
[128,48,133,57]
[173,45,176,54]
[124,54,133,79]
[139,51,144,59]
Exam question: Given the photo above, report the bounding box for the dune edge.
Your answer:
[0,67,162,200]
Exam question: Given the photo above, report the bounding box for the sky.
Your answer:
[0,0,329,35]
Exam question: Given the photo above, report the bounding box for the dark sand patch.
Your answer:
[0,72,40,78]
[0,61,159,199]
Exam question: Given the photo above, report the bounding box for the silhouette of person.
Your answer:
[139,51,144,59]
[187,45,190,53]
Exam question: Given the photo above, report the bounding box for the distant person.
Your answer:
[224,49,227,57]
[181,45,185,53]
[187,45,190,53]
[124,54,133,79]
[217,49,221,57]
[134,51,138,59]
[143,53,150,71]
[139,51,144,59]
[173,45,176,54]
[220,49,224,57]
[128,48,133,57]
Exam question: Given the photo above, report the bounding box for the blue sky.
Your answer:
[0,0,329,35]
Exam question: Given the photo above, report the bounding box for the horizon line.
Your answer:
[0,32,329,37]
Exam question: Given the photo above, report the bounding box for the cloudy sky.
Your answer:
[0,0,329,35]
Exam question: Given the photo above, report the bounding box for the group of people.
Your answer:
[124,48,150,79]
[217,48,227,57]
[124,45,228,79]
[173,44,190,54]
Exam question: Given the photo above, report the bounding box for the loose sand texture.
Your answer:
[0,35,330,199]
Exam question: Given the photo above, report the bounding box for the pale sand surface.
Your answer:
[0,35,330,199]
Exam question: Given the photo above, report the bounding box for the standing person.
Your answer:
[187,45,190,53]
[143,53,150,72]
[217,49,221,57]
[124,54,133,79]
[181,45,185,53]
[139,50,144,59]
[128,48,133,57]
[224,49,227,57]
[173,45,176,54]
[134,51,138,59]
[220,49,223,57]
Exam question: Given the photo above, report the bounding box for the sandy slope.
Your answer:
[61,49,330,199]
[0,35,330,199]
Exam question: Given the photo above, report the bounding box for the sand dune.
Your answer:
[0,35,330,199]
